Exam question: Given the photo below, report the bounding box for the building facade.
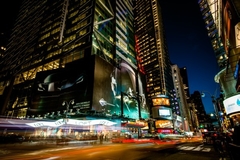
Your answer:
[198,0,240,129]
[191,91,208,129]
[171,65,192,132]
[134,0,175,134]
[0,0,150,122]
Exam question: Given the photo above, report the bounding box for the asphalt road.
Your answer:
[0,141,227,160]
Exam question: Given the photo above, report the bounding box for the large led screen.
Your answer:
[152,97,170,106]
[223,94,240,115]
[92,57,150,119]
[31,59,94,116]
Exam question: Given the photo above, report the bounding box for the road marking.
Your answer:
[183,146,195,150]
[202,148,211,152]
[178,145,211,152]
[192,147,202,151]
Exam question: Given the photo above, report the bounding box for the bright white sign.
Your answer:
[159,109,171,116]
[176,115,183,122]
[26,119,117,128]
[223,94,240,115]
[235,22,240,47]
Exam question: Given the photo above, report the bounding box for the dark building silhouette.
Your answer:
[180,67,190,100]
[191,91,208,127]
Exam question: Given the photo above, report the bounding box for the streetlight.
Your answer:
[62,99,74,118]
[120,91,142,139]
[201,91,221,129]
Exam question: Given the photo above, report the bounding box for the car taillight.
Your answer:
[213,134,217,137]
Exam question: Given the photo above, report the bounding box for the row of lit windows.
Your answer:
[20,37,87,79]
[14,60,60,84]
[142,58,157,67]
[72,13,87,24]
[41,21,60,35]
[14,49,84,85]
[68,0,87,13]
[38,25,87,50]
[63,40,86,52]
[39,15,88,43]
[64,34,76,44]
[66,20,88,34]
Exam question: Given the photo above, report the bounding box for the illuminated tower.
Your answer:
[134,1,174,105]
[0,0,150,120]
[134,0,174,98]
[134,0,175,134]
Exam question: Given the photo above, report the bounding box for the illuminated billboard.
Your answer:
[152,97,170,106]
[235,22,240,47]
[159,109,171,116]
[155,120,173,129]
[30,56,150,120]
[92,57,150,119]
[152,107,172,120]
[31,59,94,116]
[223,94,240,115]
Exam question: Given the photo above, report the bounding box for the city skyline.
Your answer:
[0,0,220,114]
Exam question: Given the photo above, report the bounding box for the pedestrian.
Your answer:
[99,133,104,144]
[229,125,240,160]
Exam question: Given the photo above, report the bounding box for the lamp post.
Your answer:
[62,99,74,118]
[201,91,221,129]
[121,91,142,139]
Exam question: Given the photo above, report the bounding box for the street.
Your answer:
[0,140,224,160]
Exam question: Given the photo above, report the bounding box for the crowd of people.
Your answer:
[212,125,240,160]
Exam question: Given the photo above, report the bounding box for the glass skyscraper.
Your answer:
[134,0,174,119]
[0,0,150,120]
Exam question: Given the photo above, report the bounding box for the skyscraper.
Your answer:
[180,67,190,100]
[171,65,191,131]
[0,0,150,120]
[134,0,175,133]
[191,91,208,126]
[134,0,174,99]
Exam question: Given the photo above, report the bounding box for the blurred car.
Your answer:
[111,136,135,143]
[202,131,219,144]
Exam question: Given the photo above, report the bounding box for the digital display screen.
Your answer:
[159,109,171,116]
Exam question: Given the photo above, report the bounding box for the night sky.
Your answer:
[0,0,22,45]
[160,0,220,114]
[0,0,220,114]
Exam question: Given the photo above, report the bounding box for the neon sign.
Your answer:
[26,119,117,128]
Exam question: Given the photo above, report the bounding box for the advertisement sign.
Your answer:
[176,115,182,122]
[157,129,173,134]
[152,107,172,120]
[25,119,117,128]
[155,120,173,129]
[235,22,240,47]
[92,57,150,119]
[30,56,150,120]
[223,94,240,115]
[31,59,93,115]
[152,97,170,106]
[159,109,171,116]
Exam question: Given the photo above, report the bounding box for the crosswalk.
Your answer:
[177,144,212,152]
